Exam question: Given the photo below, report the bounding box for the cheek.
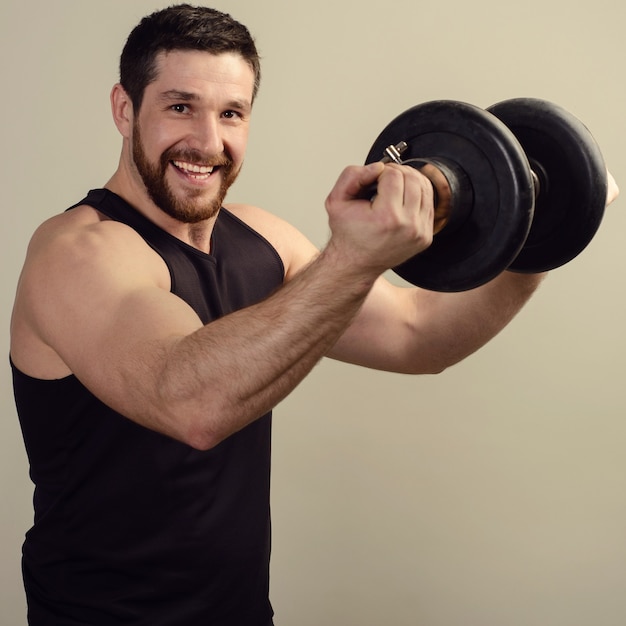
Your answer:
[138,116,180,158]
[150,132,176,160]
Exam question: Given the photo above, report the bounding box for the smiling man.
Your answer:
[9,4,618,626]
[117,49,252,232]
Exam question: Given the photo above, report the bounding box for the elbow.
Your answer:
[176,398,256,451]
[184,429,221,451]
[179,404,233,451]
[150,396,228,452]
[153,369,230,451]
[180,413,230,451]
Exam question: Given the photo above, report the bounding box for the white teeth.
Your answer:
[173,160,214,174]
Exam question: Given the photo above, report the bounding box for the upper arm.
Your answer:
[326,276,433,372]
[11,214,205,431]
[329,270,544,374]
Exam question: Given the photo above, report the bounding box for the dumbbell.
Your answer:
[364,98,608,292]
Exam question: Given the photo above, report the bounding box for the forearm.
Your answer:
[156,244,378,449]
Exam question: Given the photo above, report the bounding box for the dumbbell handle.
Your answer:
[376,142,474,236]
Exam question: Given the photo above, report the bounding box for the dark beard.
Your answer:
[132,121,241,223]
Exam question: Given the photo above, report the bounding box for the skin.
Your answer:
[10,50,618,450]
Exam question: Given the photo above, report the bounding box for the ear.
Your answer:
[110,83,134,138]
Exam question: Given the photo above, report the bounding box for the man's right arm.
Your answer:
[11,162,433,450]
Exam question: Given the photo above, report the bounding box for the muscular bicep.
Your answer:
[327,277,429,372]
[78,287,205,429]
[329,270,544,374]
[12,216,204,427]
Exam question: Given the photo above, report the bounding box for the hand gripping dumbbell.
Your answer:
[364,98,608,292]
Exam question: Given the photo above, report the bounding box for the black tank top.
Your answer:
[12,189,284,625]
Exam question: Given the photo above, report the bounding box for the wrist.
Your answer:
[319,239,382,295]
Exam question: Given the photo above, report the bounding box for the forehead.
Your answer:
[148,50,255,102]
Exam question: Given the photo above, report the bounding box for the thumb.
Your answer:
[360,162,385,186]
[353,162,385,199]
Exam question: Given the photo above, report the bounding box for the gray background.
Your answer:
[1,1,624,624]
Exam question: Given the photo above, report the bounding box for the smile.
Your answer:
[171,160,216,180]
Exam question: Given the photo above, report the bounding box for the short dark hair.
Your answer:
[120,4,261,111]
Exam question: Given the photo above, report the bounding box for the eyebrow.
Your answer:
[159,90,199,102]
[158,90,252,112]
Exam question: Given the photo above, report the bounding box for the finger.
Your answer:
[359,161,385,189]
[376,164,433,225]
[328,162,386,204]
[370,165,406,209]
[400,164,434,211]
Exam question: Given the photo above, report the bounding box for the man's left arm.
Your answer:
[329,169,618,374]
[235,170,617,376]
[328,270,544,374]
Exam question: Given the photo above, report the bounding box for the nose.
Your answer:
[188,113,224,156]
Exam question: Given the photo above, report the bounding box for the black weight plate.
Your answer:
[487,98,607,272]
[366,101,535,291]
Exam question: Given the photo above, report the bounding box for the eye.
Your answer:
[222,110,241,120]
[171,104,189,114]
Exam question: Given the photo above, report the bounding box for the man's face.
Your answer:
[130,50,254,223]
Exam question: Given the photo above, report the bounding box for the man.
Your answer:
[9,4,618,625]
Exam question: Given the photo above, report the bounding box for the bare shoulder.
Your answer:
[11,204,170,377]
[25,204,168,285]
[224,203,319,280]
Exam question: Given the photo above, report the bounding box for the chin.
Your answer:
[163,194,223,223]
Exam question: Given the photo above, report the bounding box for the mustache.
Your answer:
[161,147,233,169]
